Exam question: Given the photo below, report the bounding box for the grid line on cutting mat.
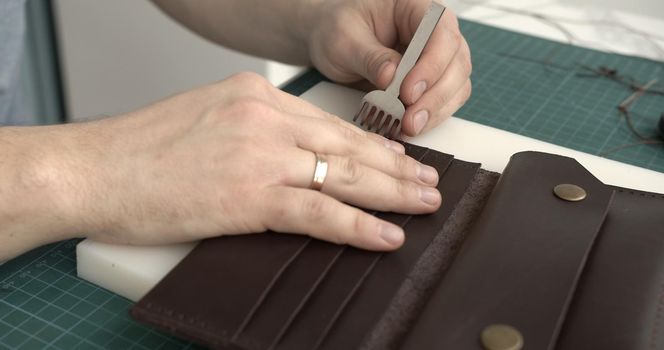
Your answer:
[0,241,200,349]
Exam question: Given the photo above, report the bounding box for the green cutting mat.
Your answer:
[457,20,664,172]
[0,241,197,350]
[2,19,663,350]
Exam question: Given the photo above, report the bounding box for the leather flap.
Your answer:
[556,186,664,350]
[402,151,614,350]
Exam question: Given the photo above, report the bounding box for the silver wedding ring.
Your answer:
[310,152,328,191]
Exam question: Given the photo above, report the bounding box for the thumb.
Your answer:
[346,30,402,89]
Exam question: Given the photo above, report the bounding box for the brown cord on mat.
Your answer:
[618,80,660,137]
[618,79,659,138]
[579,66,664,96]
[599,79,664,155]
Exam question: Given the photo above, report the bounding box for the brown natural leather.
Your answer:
[318,154,480,350]
[401,151,614,349]
[555,186,664,350]
[131,144,480,350]
[131,149,664,350]
[401,151,664,350]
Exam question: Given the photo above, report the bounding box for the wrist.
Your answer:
[289,0,324,64]
[0,124,97,259]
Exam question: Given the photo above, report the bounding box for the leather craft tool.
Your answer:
[353,2,445,138]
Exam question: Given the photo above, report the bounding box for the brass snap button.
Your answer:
[553,184,587,202]
[481,324,524,350]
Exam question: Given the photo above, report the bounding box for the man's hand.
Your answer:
[303,0,472,137]
[153,0,471,138]
[0,73,441,260]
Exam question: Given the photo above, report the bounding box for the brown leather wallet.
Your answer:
[131,145,664,350]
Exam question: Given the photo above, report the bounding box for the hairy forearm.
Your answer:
[0,125,88,261]
[151,0,316,65]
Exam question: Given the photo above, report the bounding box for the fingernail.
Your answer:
[385,140,405,153]
[379,223,404,246]
[417,164,439,184]
[412,81,427,102]
[420,187,441,206]
[413,110,429,135]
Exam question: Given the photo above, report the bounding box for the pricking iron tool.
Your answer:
[353,2,445,139]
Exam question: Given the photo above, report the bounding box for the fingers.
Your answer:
[433,78,472,125]
[397,8,472,136]
[287,115,437,186]
[338,24,402,89]
[319,154,441,213]
[285,149,441,213]
[401,35,471,136]
[402,78,472,137]
[260,186,405,251]
[399,8,461,106]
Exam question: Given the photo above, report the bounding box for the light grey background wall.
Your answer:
[52,0,662,122]
[53,0,303,120]
[21,0,63,124]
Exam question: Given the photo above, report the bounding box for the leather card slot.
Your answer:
[274,146,442,349]
[556,188,664,350]
[319,156,480,350]
[131,233,309,348]
[307,148,453,349]
[232,238,311,341]
[272,147,451,349]
[401,151,614,350]
[311,209,416,350]
[233,239,345,349]
[274,247,381,350]
[401,142,431,161]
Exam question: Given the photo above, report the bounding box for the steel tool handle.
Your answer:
[385,3,446,96]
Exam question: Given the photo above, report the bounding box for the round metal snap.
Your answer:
[553,184,587,202]
[480,324,524,350]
